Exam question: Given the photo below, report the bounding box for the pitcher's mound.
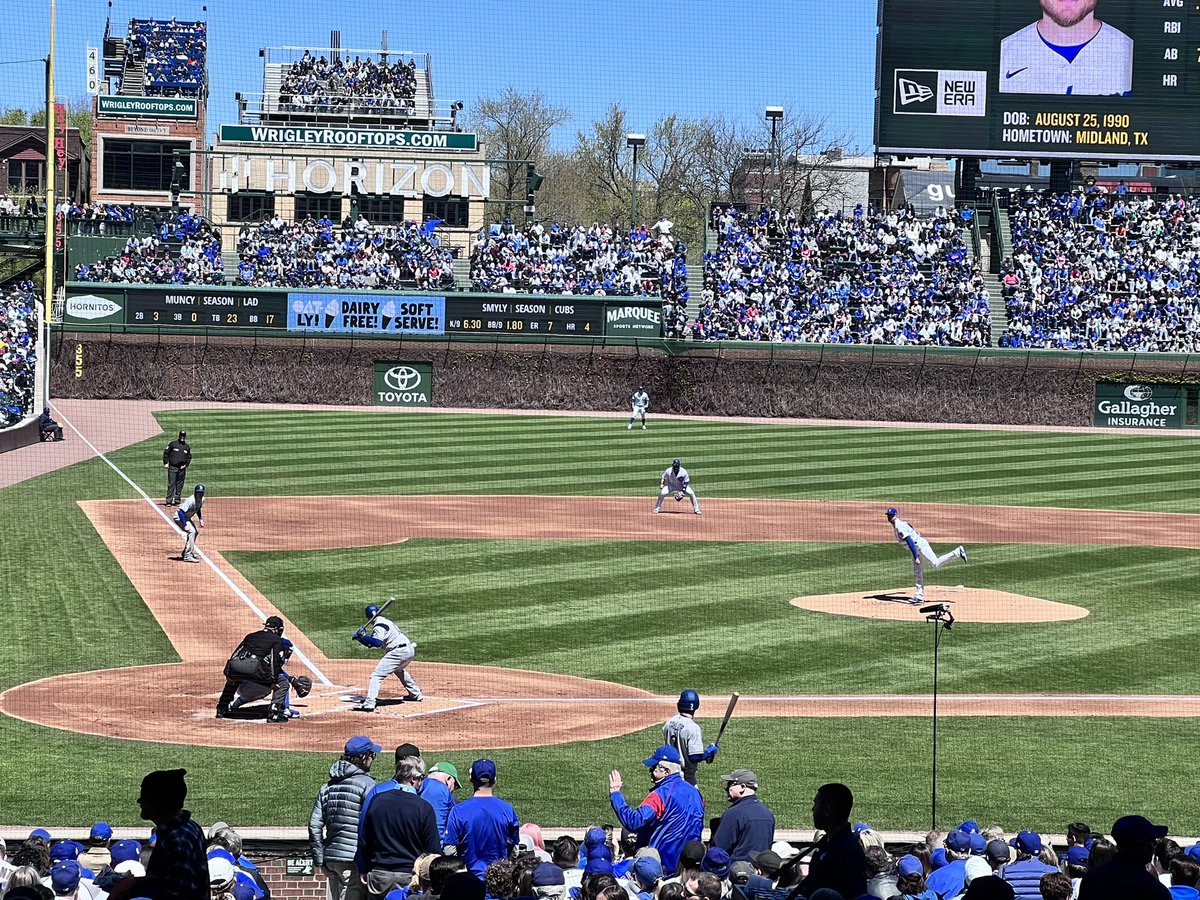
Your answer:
[790,585,1089,623]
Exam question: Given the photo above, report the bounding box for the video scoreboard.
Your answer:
[876,0,1200,161]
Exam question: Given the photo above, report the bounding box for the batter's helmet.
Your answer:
[194,484,205,494]
[364,604,380,619]
[886,507,897,517]
[678,689,700,713]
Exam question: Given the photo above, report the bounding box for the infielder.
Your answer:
[662,689,718,786]
[999,0,1133,96]
[629,386,650,430]
[353,604,422,712]
[886,507,967,603]
[655,458,700,514]
[176,484,205,563]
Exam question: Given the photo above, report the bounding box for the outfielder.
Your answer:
[629,386,650,430]
[353,604,422,712]
[654,458,700,515]
[886,507,967,603]
[999,0,1133,96]
[176,484,205,563]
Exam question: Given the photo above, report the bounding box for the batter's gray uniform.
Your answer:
[663,713,704,785]
[629,389,650,430]
[357,616,421,711]
[655,461,700,514]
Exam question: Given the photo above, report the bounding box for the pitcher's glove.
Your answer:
[290,675,313,697]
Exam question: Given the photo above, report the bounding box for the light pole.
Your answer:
[626,133,645,227]
[765,106,783,208]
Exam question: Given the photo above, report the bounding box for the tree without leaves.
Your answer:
[466,87,569,205]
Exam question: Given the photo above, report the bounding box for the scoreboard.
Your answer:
[445,298,602,336]
[876,0,1200,161]
[126,288,285,328]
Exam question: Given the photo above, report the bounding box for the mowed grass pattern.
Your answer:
[3,407,1200,828]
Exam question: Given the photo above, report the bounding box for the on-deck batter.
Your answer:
[886,507,967,603]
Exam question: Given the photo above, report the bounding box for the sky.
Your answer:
[1,0,879,151]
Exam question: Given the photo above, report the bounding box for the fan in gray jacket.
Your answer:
[310,735,382,900]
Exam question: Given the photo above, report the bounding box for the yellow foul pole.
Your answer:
[42,0,56,407]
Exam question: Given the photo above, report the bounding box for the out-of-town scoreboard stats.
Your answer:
[876,0,1200,161]
[446,298,602,335]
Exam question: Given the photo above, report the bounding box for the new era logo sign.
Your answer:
[897,78,934,106]
[893,69,986,117]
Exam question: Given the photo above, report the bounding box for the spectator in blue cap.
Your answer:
[531,861,566,899]
[310,734,381,900]
[443,759,520,878]
[896,854,938,900]
[999,832,1059,899]
[630,856,662,900]
[49,860,84,898]
[701,848,730,881]
[927,830,971,898]
[608,746,703,875]
[1078,816,1171,899]
[79,825,112,872]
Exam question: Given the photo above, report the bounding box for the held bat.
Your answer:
[714,692,740,747]
[364,597,395,630]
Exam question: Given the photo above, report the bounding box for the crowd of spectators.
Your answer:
[236,214,455,291]
[74,217,223,285]
[470,218,688,308]
[999,190,1200,351]
[126,19,207,96]
[0,196,42,220]
[1,752,1187,900]
[279,51,418,116]
[0,281,38,429]
[698,205,990,346]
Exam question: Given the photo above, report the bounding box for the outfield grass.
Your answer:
[2,408,1199,828]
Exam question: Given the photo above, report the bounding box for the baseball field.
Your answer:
[3,402,1200,833]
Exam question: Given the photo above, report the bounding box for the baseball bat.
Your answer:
[363,597,395,630]
[713,692,740,747]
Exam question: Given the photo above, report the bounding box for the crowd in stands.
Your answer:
[126,19,207,96]
[0,281,38,429]
[0,196,42,220]
[279,51,417,115]
[1000,190,1200,351]
[0,753,1188,900]
[236,214,455,291]
[74,216,223,285]
[470,218,688,309]
[698,205,990,346]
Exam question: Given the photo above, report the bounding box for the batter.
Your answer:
[353,604,422,712]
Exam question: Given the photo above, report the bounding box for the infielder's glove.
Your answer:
[290,675,313,697]
[674,491,685,502]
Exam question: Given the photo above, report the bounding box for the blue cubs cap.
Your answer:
[672,458,681,466]
[947,830,972,853]
[533,863,566,887]
[643,745,683,767]
[930,848,948,869]
[1066,845,1090,867]
[50,841,81,862]
[30,828,51,841]
[897,855,923,877]
[1010,831,1042,854]
[110,840,142,864]
[90,822,113,841]
[51,860,82,894]
[970,832,986,854]
[1185,844,1200,862]
[584,850,613,876]
[886,507,897,517]
[959,820,981,834]
[852,822,872,834]
[702,847,731,879]
[632,856,663,887]
[345,736,382,756]
[470,758,497,785]
[584,826,607,846]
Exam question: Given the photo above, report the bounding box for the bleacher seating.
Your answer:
[470,221,688,307]
[1001,190,1200,351]
[278,50,416,116]
[74,216,223,285]
[235,214,455,291]
[0,281,39,428]
[698,205,990,345]
[126,18,206,96]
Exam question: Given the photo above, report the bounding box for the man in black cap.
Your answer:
[163,430,191,506]
[121,769,207,900]
[216,616,293,722]
[1078,815,1171,899]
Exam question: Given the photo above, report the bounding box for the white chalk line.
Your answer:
[51,402,334,687]
[453,694,1200,704]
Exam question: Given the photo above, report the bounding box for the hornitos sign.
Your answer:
[1094,383,1185,429]
[373,361,433,407]
[63,291,124,325]
[219,125,477,151]
[98,95,197,119]
[217,154,490,198]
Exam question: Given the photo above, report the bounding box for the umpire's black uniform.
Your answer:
[163,430,191,505]
[217,617,290,720]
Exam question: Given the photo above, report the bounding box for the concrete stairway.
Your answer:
[119,60,146,95]
[983,271,1007,347]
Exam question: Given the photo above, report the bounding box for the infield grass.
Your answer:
[2,407,1199,829]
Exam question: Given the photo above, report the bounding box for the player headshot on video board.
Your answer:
[999,0,1133,95]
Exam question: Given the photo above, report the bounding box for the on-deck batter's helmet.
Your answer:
[886,507,897,517]
[365,604,380,619]
[678,689,700,713]
[194,484,205,494]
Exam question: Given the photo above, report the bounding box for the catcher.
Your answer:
[653,458,701,515]
[215,616,311,722]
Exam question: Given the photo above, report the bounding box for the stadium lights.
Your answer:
[765,107,784,207]
[626,134,646,227]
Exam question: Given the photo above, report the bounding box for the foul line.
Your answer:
[51,402,334,687]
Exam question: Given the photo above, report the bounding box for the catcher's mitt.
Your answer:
[290,675,313,697]
[674,491,685,502]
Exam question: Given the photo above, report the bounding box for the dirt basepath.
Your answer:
[3,494,1200,753]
